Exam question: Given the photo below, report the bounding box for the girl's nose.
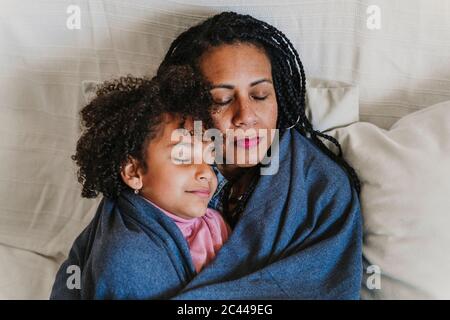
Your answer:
[191,138,215,182]
[195,163,214,182]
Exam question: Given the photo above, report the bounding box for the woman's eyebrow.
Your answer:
[211,84,234,90]
[250,78,272,87]
[211,78,272,90]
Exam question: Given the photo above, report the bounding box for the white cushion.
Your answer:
[305,79,359,132]
[327,101,450,299]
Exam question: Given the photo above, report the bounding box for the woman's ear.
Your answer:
[120,157,144,191]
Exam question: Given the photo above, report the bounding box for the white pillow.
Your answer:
[327,101,450,299]
[305,79,359,132]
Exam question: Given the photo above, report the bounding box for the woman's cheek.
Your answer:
[266,99,278,127]
[211,112,230,133]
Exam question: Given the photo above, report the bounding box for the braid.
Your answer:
[159,12,361,195]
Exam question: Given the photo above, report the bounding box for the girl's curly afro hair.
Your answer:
[72,65,212,199]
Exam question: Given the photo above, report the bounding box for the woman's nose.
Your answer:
[232,97,257,128]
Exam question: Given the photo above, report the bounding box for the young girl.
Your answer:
[50,66,230,299]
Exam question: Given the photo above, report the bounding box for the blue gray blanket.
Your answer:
[50,129,362,299]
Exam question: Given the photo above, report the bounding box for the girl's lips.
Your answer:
[186,189,211,198]
[236,136,260,149]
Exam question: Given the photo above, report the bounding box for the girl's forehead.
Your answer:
[158,114,207,145]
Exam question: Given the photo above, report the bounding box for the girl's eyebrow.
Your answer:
[211,78,272,90]
[167,141,191,149]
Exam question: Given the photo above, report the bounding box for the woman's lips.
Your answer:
[235,136,260,149]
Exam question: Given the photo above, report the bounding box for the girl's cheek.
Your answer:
[171,165,191,185]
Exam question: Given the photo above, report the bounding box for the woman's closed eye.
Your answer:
[251,88,271,100]
[213,94,269,106]
[252,94,269,101]
[213,97,233,106]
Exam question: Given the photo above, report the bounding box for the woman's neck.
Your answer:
[216,164,250,182]
[217,164,260,224]
[217,164,260,191]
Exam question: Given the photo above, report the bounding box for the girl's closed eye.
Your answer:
[172,144,193,164]
[173,158,191,164]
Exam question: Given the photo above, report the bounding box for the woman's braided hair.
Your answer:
[158,11,361,194]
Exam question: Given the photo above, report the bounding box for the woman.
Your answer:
[158,11,363,299]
